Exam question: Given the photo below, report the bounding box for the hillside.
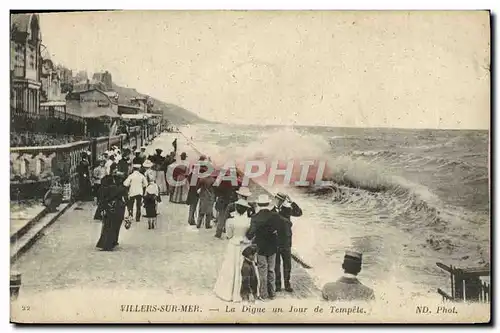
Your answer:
[111,83,210,125]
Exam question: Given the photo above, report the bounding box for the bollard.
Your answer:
[10,272,22,300]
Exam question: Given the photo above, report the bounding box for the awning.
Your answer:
[121,114,148,120]
[40,101,66,107]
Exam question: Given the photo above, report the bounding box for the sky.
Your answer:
[38,11,490,129]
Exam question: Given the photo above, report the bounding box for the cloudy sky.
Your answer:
[39,11,490,129]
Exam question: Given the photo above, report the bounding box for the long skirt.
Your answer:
[156,171,168,194]
[78,177,93,201]
[170,181,189,203]
[214,240,258,302]
[96,207,125,251]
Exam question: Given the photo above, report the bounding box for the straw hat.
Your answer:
[256,194,273,207]
[143,160,153,168]
[234,198,250,208]
[275,192,288,201]
[236,187,252,197]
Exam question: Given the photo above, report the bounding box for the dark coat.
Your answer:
[240,259,259,298]
[150,154,165,169]
[277,216,293,248]
[185,172,199,205]
[274,202,303,218]
[227,202,256,218]
[96,178,127,250]
[246,209,283,256]
[117,159,130,175]
[132,156,144,165]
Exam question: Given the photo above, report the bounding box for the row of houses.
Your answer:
[10,13,163,139]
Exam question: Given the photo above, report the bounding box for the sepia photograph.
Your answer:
[8,10,490,324]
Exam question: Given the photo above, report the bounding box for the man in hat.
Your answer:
[132,149,143,166]
[215,186,255,239]
[246,194,284,300]
[172,138,178,153]
[151,148,168,195]
[139,146,147,162]
[186,155,207,225]
[123,164,148,222]
[321,251,375,302]
[117,153,131,176]
[274,192,302,218]
[275,200,295,293]
[105,155,117,176]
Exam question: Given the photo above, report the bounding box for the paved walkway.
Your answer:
[10,202,46,238]
[12,133,319,302]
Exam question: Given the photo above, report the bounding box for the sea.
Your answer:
[179,123,490,302]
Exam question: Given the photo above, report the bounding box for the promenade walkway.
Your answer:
[12,133,319,305]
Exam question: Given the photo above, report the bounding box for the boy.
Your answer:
[241,245,259,302]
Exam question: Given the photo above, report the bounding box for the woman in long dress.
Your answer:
[96,166,127,251]
[213,199,257,302]
[170,152,189,203]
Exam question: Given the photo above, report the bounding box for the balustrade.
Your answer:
[10,127,151,201]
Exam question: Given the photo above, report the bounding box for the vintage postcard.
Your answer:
[9,10,490,324]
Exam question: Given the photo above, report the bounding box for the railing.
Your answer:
[436,262,490,303]
[10,123,164,201]
[10,140,91,201]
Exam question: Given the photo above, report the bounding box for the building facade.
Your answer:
[66,89,119,118]
[92,71,113,91]
[41,58,64,102]
[130,96,149,113]
[10,13,42,116]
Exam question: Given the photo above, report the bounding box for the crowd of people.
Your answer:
[10,132,80,147]
[71,138,374,302]
[213,190,303,301]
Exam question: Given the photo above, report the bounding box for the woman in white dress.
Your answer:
[214,199,257,302]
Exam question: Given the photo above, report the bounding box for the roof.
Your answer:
[11,14,34,33]
[11,14,40,42]
[66,88,117,104]
[104,91,118,98]
[66,102,120,119]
